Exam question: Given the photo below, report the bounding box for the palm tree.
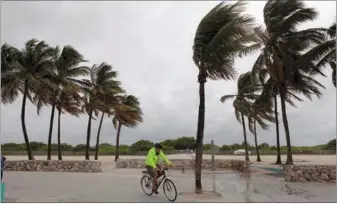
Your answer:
[247,0,326,164]
[45,45,89,160]
[94,112,105,160]
[82,90,98,160]
[1,39,55,160]
[93,75,124,161]
[112,95,143,161]
[94,95,121,161]
[192,1,256,193]
[301,21,336,87]
[251,67,283,164]
[82,63,121,160]
[1,44,22,104]
[247,99,275,162]
[55,88,83,160]
[221,72,263,162]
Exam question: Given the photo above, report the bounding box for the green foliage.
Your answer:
[220,145,231,151]
[258,142,269,150]
[203,143,219,151]
[174,136,196,150]
[324,139,336,150]
[203,144,212,150]
[2,137,335,156]
[98,143,115,154]
[161,139,176,148]
[73,144,86,151]
[130,140,154,152]
[162,145,175,153]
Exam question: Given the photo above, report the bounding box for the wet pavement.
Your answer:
[3,168,336,202]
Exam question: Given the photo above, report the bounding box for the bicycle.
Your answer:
[140,167,177,202]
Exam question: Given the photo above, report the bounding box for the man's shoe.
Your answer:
[152,189,159,194]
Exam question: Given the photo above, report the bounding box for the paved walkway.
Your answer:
[3,168,336,202]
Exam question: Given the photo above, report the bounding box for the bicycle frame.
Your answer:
[142,167,169,190]
[155,168,168,189]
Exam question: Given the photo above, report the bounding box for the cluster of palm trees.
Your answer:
[192,0,335,193]
[1,40,143,161]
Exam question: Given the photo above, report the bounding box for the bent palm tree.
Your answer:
[247,0,325,164]
[221,72,263,161]
[192,1,256,193]
[301,21,336,87]
[1,39,55,160]
[1,44,22,104]
[82,63,121,160]
[112,95,143,161]
[93,72,124,160]
[250,66,283,164]
[45,45,89,160]
[247,99,275,162]
[94,90,123,161]
[56,90,83,160]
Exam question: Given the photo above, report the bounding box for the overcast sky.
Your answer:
[1,1,336,147]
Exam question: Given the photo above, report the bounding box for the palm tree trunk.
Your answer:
[57,108,62,160]
[85,110,93,160]
[95,112,104,160]
[241,113,249,162]
[274,94,282,164]
[279,88,293,165]
[332,66,336,87]
[115,122,122,161]
[195,76,206,194]
[47,102,56,160]
[253,118,261,162]
[21,80,34,160]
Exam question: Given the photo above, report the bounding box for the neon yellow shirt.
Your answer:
[145,147,171,168]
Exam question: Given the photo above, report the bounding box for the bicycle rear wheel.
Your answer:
[140,175,153,196]
[163,179,177,202]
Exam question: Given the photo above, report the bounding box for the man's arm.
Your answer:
[160,151,171,166]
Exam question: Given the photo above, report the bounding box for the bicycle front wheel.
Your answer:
[163,178,177,202]
[141,175,153,196]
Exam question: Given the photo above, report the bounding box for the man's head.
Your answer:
[154,143,163,153]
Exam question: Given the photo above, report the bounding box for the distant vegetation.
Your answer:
[2,137,335,156]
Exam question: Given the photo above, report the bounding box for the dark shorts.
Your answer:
[145,165,156,177]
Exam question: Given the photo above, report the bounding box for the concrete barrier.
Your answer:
[4,160,102,173]
[115,159,250,172]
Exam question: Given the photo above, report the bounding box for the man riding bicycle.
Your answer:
[145,143,172,194]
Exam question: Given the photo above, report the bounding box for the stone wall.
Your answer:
[115,159,250,172]
[284,165,336,182]
[4,160,102,173]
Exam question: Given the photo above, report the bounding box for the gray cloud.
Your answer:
[1,1,335,147]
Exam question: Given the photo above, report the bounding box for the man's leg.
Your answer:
[156,164,163,178]
[152,170,159,194]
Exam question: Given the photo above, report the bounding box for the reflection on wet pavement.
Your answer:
[211,170,336,202]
